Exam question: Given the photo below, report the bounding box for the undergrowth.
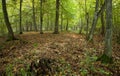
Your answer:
[4,49,112,76]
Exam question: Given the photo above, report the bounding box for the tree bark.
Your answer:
[60,7,63,31]
[100,1,105,36]
[101,11,105,36]
[46,14,48,31]
[32,0,37,31]
[19,0,23,34]
[2,0,16,40]
[104,0,113,61]
[84,0,89,37]
[87,0,105,41]
[53,0,60,34]
[97,0,113,63]
[79,19,83,34]
[66,18,68,31]
[86,12,89,36]
[40,0,43,34]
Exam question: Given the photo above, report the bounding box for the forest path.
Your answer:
[0,32,119,75]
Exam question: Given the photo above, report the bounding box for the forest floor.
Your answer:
[0,32,120,76]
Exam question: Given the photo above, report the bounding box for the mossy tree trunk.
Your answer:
[98,0,113,64]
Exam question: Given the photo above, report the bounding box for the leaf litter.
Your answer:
[0,32,119,76]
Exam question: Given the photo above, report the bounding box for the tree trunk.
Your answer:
[97,0,113,63]
[100,1,105,36]
[60,8,63,31]
[53,0,60,34]
[30,22,33,31]
[66,18,68,31]
[26,21,28,32]
[84,0,89,37]
[19,0,23,34]
[79,19,83,34]
[40,0,43,34]
[32,0,37,31]
[46,14,50,31]
[101,11,105,36]
[103,0,113,63]
[2,0,16,40]
[86,12,89,36]
[87,0,105,41]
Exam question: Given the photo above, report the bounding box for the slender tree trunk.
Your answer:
[32,0,37,31]
[16,22,18,32]
[26,21,28,32]
[101,11,105,36]
[100,1,105,36]
[60,8,63,31]
[79,19,83,34]
[46,14,50,31]
[50,17,53,31]
[53,0,60,34]
[40,0,43,34]
[30,22,33,31]
[87,0,105,41]
[86,13,89,36]
[87,0,99,40]
[84,0,88,37]
[19,0,23,34]
[66,18,68,31]
[2,0,16,40]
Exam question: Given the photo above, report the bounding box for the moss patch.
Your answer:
[97,54,113,64]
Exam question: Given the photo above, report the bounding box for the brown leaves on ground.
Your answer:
[0,32,120,76]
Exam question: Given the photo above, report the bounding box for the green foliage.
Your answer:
[79,50,97,75]
[19,67,33,76]
[33,43,38,47]
[98,68,110,75]
[5,64,14,76]
[5,64,32,76]
[79,50,112,76]
[57,59,72,74]
[19,68,28,76]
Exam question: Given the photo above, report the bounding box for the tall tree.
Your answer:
[60,8,63,31]
[87,0,105,41]
[2,0,16,40]
[19,0,23,34]
[79,18,83,34]
[100,10,105,36]
[84,0,89,37]
[100,1,105,36]
[66,18,69,31]
[53,0,60,34]
[87,0,99,40]
[32,0,37,31]
[86,12,89,36]
[98,0,113,63]
[40,0,43,34]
